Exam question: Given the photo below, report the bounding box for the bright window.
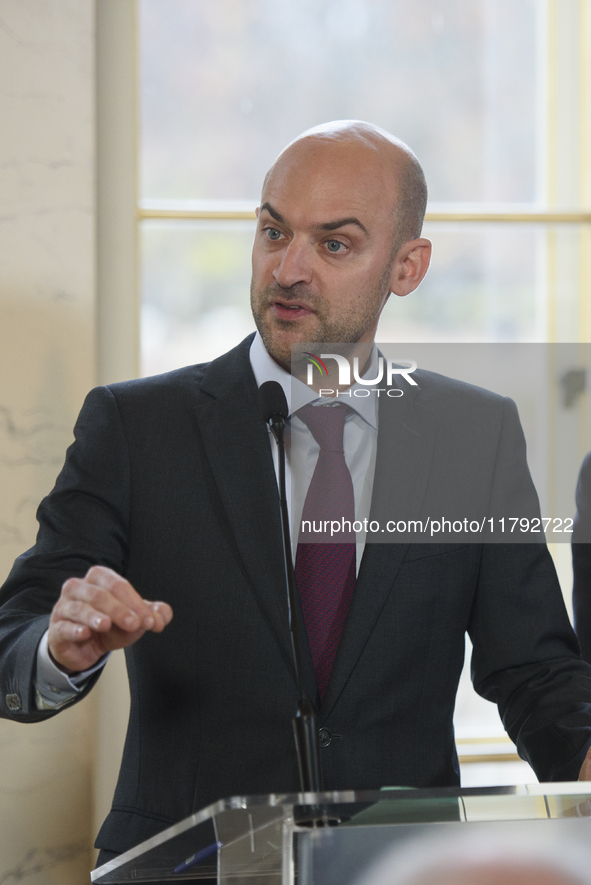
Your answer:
[137,0,591,783]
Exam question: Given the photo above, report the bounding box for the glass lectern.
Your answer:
[92,783,591,885]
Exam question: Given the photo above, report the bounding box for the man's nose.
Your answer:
[272,239,313,288]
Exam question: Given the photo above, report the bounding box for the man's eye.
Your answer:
[265,228,282,241]
[326,240,345,253]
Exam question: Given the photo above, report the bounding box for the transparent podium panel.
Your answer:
[91,784,591,884]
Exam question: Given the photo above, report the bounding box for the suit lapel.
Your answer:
[321,382,438,716]
[194,340,315,695]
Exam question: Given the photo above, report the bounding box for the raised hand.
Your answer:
[47,565,173,673]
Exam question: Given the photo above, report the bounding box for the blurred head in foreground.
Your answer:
[358,827,591,885]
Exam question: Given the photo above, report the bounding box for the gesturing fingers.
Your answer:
[144,600,174,632]
[48,566,174,671]
[55,576,149,636]
[82,566,158,631]
[87,570,174,632]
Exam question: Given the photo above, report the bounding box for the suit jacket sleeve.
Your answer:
[470,543,591,780]
[0,385,129,721]
[467,399,591,780]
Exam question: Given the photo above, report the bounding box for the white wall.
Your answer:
[0,1,96,879]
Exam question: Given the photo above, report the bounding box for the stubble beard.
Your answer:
[250,261,393,370]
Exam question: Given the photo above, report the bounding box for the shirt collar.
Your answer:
[249,331,379,430]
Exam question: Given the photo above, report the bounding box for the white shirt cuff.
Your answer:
[35,630,110,709]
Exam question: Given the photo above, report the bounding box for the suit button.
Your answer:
[6,693,21,712]
[318,727,332,748]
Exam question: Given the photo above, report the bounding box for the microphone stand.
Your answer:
[267,411,323,798]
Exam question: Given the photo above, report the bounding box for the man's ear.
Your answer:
[255,206,260,219]
[389,238,432,298]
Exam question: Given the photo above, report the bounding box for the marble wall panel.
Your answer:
[0,0,96,879]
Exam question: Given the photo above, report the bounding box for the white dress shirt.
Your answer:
[249,332,378,569]
[35,333,380,707]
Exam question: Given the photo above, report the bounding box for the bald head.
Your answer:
[263,120,428,255]
[251,119,432,366]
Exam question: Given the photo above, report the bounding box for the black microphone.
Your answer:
[258,381,323,796]
[258,380,288,445]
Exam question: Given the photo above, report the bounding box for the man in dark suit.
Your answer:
[2,121,591,865]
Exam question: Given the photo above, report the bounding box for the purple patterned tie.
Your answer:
[294,403,356,699]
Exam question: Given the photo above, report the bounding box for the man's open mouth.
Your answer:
[271,301,314,320]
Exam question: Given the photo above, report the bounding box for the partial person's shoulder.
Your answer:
[577,450,591,485]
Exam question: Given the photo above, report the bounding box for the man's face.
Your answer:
[250,137,400,369]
